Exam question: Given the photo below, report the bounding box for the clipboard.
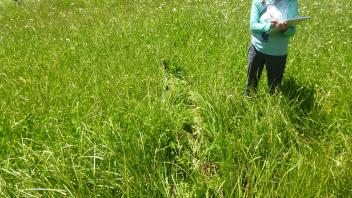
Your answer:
[286,16,311,26]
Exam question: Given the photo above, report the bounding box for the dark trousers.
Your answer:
[245,44,287,96]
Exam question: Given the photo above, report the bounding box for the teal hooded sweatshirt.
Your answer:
[250,0,298,56]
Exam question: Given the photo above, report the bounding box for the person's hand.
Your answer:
[270,18,278,28]
[271,19,288,31]
[277,21,288,31]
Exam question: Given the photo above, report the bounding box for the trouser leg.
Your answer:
[245,45,265,96]
[265,54,287,94]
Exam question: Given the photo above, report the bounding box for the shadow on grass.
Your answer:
[281,77,315,115]
[281,77,327,138]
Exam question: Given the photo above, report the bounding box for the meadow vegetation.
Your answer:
[0,0,351,197]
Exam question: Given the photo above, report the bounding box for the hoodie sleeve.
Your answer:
[250,0,271,33]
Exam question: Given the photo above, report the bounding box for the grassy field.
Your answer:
[0,0,351,197]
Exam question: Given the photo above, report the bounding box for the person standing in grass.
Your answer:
[245,0,298,96]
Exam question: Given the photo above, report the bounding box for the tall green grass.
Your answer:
[0,0,351,197]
